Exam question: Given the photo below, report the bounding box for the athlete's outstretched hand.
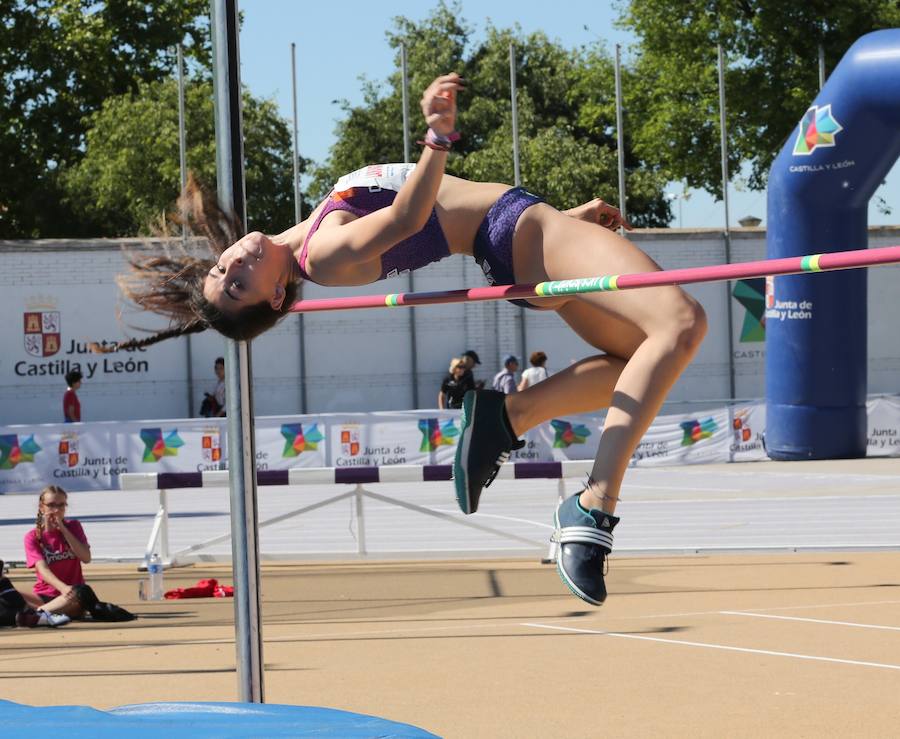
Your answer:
[421,73,466,137]
[565,198,633,231]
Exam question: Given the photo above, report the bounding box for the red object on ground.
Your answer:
[164,578,234,599]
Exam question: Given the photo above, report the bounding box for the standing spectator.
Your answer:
[213,357,226,414]
[63,370,82,423]
[492,355,519,394]
[460,349,483,391]
[200,357,226,417]
[518,351,550,391]
[439,357,468,409]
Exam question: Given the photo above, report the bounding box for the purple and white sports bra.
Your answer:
[297,163,451,283]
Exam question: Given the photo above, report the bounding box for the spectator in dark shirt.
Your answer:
[63,370,82,423]
[460,349,482,392]
[439,357,469,409]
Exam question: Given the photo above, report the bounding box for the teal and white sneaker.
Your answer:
[453,390,524,514]
[553,493,619,606]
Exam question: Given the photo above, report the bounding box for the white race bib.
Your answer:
[333,163,415,194]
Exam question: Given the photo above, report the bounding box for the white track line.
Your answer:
[521,622,900,672]
[616,493,900,504]
[721,611,900,631]
[727,599,900,614]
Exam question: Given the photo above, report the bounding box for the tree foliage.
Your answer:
[62,78,309,236]
[0,0,210,238]
[311,2,672,226]
[620,0,900,196]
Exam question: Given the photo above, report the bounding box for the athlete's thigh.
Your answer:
[514,206,695,334]
[553,296,647,360]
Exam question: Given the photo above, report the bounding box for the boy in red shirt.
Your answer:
[63,370,82,422]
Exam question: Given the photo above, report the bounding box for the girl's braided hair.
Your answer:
[105,174,298,352]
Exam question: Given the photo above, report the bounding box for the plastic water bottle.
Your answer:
[148,552,164,601]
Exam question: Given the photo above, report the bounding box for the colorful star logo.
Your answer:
[793,104,843,156]
[0,434,42,469]
[733,278,766,342]
[550,419,591,448]
[679,418,718,446]
[418,418,459,452]
[280,423,325,457]
[140,428,185,463]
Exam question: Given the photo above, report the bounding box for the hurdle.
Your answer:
[121,461,591,567]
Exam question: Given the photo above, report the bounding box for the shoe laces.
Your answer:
[485,440,525,488]
[484,453,507,487]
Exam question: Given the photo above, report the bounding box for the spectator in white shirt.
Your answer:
[518,351,550,392]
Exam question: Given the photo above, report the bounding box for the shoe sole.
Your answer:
[453,392,476,514]
[553,508,605,607]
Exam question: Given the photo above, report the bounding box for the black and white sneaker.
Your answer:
[553,492,619,605]
[453,389,525,514]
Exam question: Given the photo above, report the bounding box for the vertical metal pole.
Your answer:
[509,43,521,187]
[510,42,527,362]
[177,44,195,418]
[400,44,419,407]
[818,44,826,90]
[159,488,170,564]
[210,0,265,703]
[290,42,308,413]
[400,44,411,165]
[614,44,627,229]
[354,485,368,555]
[717,44,736,400]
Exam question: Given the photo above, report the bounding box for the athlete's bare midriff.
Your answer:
[432,175,511,255]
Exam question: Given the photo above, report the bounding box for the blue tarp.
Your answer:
[0,700,440,738]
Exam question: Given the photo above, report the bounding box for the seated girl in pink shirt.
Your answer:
[23,485,94,618]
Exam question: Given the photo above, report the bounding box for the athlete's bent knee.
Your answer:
[665,298,707,357]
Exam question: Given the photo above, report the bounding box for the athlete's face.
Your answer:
[203,232,292,314]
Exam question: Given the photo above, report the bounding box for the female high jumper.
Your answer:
[116,72,707,606]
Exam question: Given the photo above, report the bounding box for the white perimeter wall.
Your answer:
[2,227,898,425]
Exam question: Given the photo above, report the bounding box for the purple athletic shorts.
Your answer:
[473,187,547,309]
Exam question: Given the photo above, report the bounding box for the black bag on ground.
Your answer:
[0,577,27,627]
[72,584,136,621]
[89,601,136,622]
[72,583,99,611]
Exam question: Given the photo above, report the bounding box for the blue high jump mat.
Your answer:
[0,700,440,738]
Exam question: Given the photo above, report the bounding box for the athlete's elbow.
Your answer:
[391,205,430,238]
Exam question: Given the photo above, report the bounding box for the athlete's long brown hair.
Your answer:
[107,174,299,352]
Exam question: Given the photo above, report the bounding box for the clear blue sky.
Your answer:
[238,1,898,228]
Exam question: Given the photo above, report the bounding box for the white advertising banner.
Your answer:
[255,418,328,470]
[327,412,460,468]
[2,398,896,494]
[866,396,900,456]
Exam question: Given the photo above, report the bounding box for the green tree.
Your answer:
[62,78,310,236]
[311,2,671,226]
[0,0,210,238]
[621,0,900,196]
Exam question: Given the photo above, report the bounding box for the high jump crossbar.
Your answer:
[289,245,900,313]
[121,462,588,567]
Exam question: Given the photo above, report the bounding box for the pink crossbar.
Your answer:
[289,245,900,313]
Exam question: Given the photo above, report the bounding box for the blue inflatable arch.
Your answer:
[766,29,900,460]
